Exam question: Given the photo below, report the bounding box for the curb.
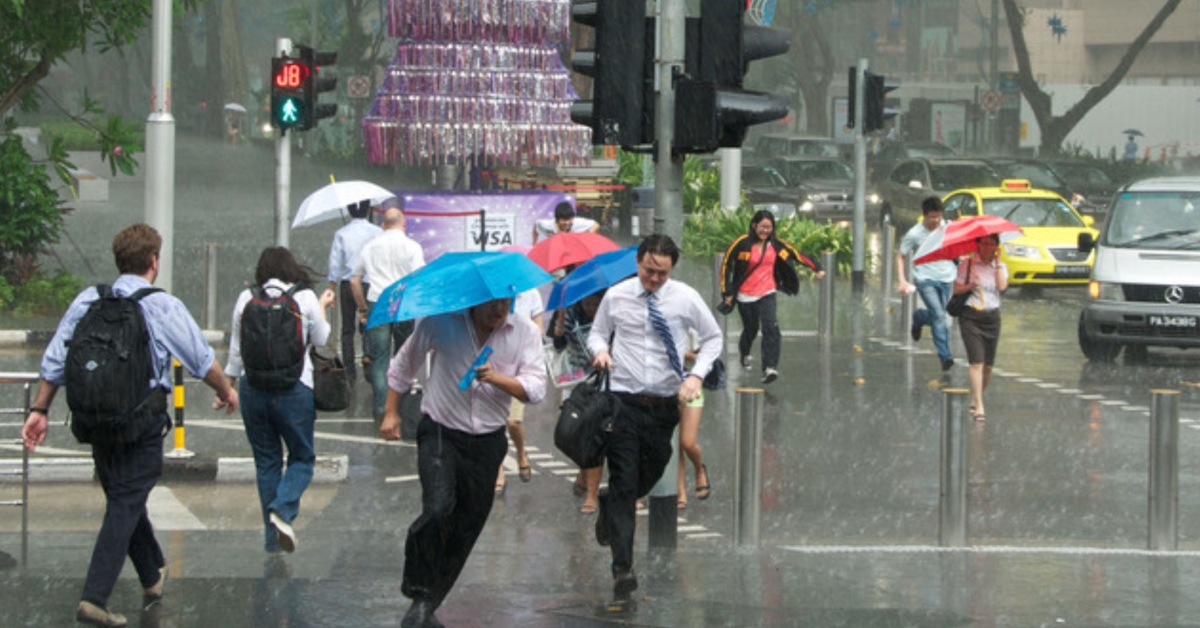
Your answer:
[0,329,229,348]
[0,454,349,484]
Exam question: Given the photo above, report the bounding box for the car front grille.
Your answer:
[1121,284,1200,304]
[1049,247,1088,262]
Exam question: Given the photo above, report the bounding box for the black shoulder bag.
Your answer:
[945,260,974,318]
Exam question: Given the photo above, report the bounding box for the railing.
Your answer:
[0,372,35,566]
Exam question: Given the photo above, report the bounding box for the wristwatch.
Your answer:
[29,407,49,415]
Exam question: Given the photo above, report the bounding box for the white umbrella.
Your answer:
[292,181,396,228]
[223,103,247,113]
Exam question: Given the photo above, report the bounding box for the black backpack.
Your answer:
[241,284,307,391]
[65,284,167,445]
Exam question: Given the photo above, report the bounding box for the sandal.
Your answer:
[573,475,587,497]
[518,465,532,483]
[677,500,687,511]
[695,463,711,501]
[495,480,506,496]
[974,413,986,422]
[580,501,597,514]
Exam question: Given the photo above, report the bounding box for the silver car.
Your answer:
[768,157,881,222]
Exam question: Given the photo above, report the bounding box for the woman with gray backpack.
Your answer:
[222,247,335,555]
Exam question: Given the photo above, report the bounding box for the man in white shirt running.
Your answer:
[586,234,722,606]
[532,202,600,243]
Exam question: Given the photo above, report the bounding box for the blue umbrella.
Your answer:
[366,251,553,328]
[545,246,638,311]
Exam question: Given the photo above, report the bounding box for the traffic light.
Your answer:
[297,45,338,130]
[674,0,790,154]
[270,54,310,132]
[848,68,899,133]
[865,72,899,133]
[570,1,651,148]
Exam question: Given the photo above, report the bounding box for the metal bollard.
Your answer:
[881,225,896,336]
[901,255,916,345]
[713,253,728,341]
[203,243,219,330]
[939,388,970,547]
[734,387,764,547]
[648,428,681,550]
[1149,389,1180,550]
[818,251,835,337]
[164,360,195,459]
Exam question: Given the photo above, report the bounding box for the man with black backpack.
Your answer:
[21,224,239,627]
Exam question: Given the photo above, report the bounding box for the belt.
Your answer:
[614,392,679,409]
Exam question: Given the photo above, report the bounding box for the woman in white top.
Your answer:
[953,235,1008,422]
[223,247,335,554]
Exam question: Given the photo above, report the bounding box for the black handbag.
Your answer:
[310,347,351,412]
[702,358,726,390]
[554,370,620,468]
[945,261,973,318]
[398,385,423,441]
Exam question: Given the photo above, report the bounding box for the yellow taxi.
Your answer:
[941,179,1099,286]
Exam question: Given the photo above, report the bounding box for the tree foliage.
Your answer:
[0,120,64,283]
[1003,0,1184,155]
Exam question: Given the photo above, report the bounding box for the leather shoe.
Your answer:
[401,599,442,628]
[941,358,954,372]
[910,325,922,342]
[613,571,638,600]
[76,601,127,627]
[143,566,168,600]
[594,490,610,547]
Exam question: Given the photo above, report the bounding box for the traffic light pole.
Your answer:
[275,38,293,248]
[648,0,684,551]
[654,0,685,243]
[145,0,176,291]
[851,59,868,294]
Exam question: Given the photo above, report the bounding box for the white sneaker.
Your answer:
[269,512,297,553]
[762,368,779,384]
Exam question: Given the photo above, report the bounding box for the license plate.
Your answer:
[1055,265,1090,276]
[1148,315,1198,328]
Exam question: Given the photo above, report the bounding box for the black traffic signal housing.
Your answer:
[848,68,899,133]
[297,45,338,130]
[270,53,311,132]
[570,1,653,148]
[674,0,790,154]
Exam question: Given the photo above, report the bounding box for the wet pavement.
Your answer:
[3,134,1200,625]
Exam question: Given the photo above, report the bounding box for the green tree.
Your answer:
[0,122,64,283]
[0,0,180,287]
[1003,0,1184,155]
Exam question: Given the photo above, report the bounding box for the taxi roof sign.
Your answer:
[1000,179,1032,191]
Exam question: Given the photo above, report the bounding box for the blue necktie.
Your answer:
[645,292,684,380]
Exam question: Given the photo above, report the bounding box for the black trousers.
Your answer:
[737,293,781,370]
[601,395,679,576]
[81,416,168,606]
[337,281,368,378]
[401,415,507,607]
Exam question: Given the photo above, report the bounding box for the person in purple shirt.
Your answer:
[21,224,239,627]
[379,297,546,628]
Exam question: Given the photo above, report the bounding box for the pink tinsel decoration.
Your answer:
[363,0,591,166]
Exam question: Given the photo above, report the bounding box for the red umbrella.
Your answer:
[913,214,1023,265]
[527,232,619,272]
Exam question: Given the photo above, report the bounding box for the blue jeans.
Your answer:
[366,317,414,418]
[239,379,316,552]
[913,279,953,362]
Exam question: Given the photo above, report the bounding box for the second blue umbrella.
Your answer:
[546,246,638,311]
